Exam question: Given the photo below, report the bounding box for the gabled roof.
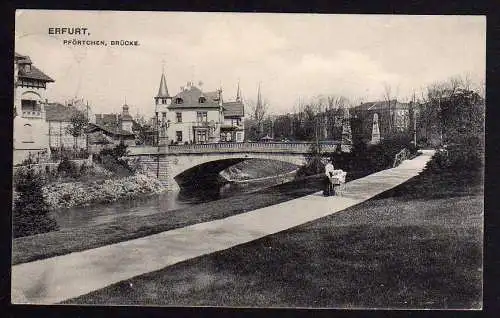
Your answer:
[86,122,135,137]
[15,53,31,63]
[88,131,113,144]
[167,86,220,109]
[18,64,54,82]
[222,101,244,117]
[45,103,79,121]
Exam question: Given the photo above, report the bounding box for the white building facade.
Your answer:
[13,53,55,164]
[153,71,245,144]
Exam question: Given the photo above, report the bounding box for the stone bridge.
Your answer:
[128,142,345,190]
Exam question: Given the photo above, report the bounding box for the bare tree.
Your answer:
[383,82,393,134]
[246,98,269,137]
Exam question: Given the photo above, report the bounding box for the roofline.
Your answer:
[18,74,55,82]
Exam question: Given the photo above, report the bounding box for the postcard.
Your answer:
[12,10,485,309]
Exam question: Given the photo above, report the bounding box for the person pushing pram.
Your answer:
[323,158,346,196]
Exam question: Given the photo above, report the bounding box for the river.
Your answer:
[51,173,297,229]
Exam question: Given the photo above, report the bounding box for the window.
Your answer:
[196,130,208,143]
[175,98,183,104]
[21,99,37,111]
[196,111,207,123]
[231,118,241,126]
[198,97,206,104]
[162,112,167,119]
[176,131,183,142]
[162,98,167,104]
[176,112,182,123]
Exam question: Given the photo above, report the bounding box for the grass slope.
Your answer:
[65,160,483,309]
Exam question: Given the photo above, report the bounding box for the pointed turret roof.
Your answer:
[156,72,169,98]
[256,82,262,108]
[236,80,241,102]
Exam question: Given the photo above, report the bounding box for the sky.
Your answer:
[15,10,485,117]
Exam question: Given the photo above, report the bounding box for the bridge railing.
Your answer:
[128,142,339,155]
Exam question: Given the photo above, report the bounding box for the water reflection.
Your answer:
[52,174,296,229]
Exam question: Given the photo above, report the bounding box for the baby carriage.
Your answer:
[323,170,346,196]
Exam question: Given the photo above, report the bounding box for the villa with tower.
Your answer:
[153,70,245,145]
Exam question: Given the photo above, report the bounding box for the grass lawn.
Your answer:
[65,159,483,309]
[12,175,326,265]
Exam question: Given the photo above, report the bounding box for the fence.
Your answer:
[12,157,93,176]
[393,148,411,168]
[128,142,339,155]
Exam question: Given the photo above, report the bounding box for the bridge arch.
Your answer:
[129,142,341,190]
[165,152,307,190]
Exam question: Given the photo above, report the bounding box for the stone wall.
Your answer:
[42,174,166,210]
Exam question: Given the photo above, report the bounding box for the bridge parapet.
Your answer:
[128,142,339,155]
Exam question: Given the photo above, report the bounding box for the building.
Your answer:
[88,104,135,152]
[45,101,92,151]
[13,52,55,164]
[350,100,412,143]
[153,71,245,144]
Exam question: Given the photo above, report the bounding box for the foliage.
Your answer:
[13,168,59,238]
[133,115,154,145]
[57,157,80,178]
[66,109,89,150]
[95,143,133,176]
[296,143,327,178]
[428,137,483,172]
[51,147,89,161]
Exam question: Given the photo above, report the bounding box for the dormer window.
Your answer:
[198,97,206,104]
[25,64,31,72]
[175,98,183,104]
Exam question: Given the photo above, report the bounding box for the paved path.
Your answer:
[11,150,434,304]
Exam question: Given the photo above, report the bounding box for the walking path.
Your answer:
[11,150,434,304]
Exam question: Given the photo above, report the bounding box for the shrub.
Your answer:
[13,168,59,238]
[428,136,484,172]
[295,143,327,178]
[57,157,79,178]
[80,162,89,175]
[97,143,133,176]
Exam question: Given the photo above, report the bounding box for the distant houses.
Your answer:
[45,101,90,152]
[87,103,136,152]
[350,100,413,143]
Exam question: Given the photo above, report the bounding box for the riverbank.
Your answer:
[220,159,298,181]
[42,173,166,210]
[12,174,325,265]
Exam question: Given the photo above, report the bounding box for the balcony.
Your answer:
[21,110,43,118]
[220,123,244,130]
[21,101,43,118]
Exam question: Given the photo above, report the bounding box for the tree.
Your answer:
[133,114,153,145]
[246,97,269,139]
[13,168,59,237]
[66,109,88,151]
